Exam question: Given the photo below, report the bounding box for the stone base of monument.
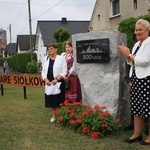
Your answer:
[72,30,131,124]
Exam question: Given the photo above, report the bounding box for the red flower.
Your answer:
[82,111,89,117]
[103,111,110,117]
[99,106,106,110]
[82,126,88,133]
[89,131,100,138]
[56,101,122,138]
[69,119,76,125]
[98,114,104,120]
[102,123,108,128]
[88,108,93,113]
[74,115,81,119]
[53,109,60,115]
[76,118,82,124]
[73,102,82,106]
[66,109,74,114]
[94,104,100,110]
[69,112,75,118]
[115,118,121,123]
[82,104,87,108]
[64,101,69,106]
[57,116,64,123]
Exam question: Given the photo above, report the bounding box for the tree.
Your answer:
[53,27,70,54]
[53,27,70,43]
[118,14,150,49]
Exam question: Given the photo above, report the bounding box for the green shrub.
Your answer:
[56,42,65,55]
[11,52,37,73]
[0,52,37,73]
[0,57,10,67]
[118,14,150,49]
[26,60,38,74]
[11,53,30,73]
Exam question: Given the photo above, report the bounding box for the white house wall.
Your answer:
[17,44,21,53]
[89,0,150,31]
[35,26,47,66]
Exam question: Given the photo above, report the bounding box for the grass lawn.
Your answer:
[0,85,149,150]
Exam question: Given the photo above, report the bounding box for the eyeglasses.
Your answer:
[48,47,55,50]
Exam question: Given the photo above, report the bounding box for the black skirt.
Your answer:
[45,79,65,108]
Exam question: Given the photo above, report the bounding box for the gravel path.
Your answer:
[0,66,15,74]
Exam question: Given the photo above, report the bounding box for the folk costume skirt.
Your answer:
[65,75,82,103]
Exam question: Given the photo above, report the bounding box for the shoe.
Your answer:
[140,141,150,145]
[124,135,142,143]
[50,117,56,123]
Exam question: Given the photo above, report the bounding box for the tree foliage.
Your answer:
[26,60,39,74]
[118,14,150,49]
[53,27,71,54]
[53,27,70,43]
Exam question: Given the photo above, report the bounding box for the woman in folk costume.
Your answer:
[62,41,82,103]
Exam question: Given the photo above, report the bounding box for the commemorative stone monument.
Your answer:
[72,30,130,123]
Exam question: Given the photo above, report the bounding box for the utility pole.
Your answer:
[28,0,33,61]
[9,24,12,43]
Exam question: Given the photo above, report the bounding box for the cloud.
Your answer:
[0,0,96,43]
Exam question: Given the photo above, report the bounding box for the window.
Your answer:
[98,14,100,21]
[110,0,120,17]
[133,0,137,10]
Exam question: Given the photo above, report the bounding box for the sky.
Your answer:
[0,0,96,44]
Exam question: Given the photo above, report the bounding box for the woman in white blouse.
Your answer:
[118,19,150,145]
[42,43,67,123]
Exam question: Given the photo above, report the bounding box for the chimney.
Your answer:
[61,17,67,23]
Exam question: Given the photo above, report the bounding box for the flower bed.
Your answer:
[55,100,122,138]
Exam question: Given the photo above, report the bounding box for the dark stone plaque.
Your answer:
[76,39,109,63]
